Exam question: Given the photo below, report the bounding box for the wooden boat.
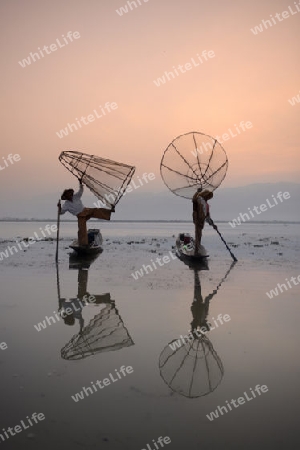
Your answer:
[175,233,209,264]
[69,229,103,256]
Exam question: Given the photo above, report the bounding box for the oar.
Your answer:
[209,218,238,262]
[55,200,61,262]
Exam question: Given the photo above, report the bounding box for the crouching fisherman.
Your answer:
[58,179,114,246]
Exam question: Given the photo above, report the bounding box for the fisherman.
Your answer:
[58,179,114,247]
[192,189,217,255]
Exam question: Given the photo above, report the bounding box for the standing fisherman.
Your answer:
[58,179,114,247]
[192,189,216,255]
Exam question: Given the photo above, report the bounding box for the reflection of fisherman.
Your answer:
[192,189,217,255]
[58,292,111,333]
[190,270,210,338]
[59,296,90,333]
[191,300,210,338]
[58,179,115,246]
[58,265,112,332]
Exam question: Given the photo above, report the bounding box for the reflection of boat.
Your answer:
[69,229,103,256]
[56,257,134,361]
[69,251,100,270]
[159,262,236,398]
[175,233,208,265]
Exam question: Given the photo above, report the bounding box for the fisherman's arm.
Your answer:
[206,214,218,230]
[73,181,84,199]
[58,202,67,215]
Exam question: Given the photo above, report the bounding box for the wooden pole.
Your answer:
[55,200,61,262]
[210,218,238,262]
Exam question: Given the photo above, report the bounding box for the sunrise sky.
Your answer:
[0,0,299,218]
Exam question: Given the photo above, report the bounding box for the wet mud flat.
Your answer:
[0,224,299,449]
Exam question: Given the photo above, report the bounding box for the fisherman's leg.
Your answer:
[198,226,203,245]
[193,212,199,254]
[77,215,88,246]
[89,208,112,221]
[194,223,199,253]
[195,223,203,255]
[77,269,88,299]
[196,230,203,254]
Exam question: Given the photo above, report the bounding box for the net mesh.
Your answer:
[159,336,224,398]
[61,303,134,360]
[160,132,228,199]
[59,151,135,207]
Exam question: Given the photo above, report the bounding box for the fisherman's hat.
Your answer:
[198,189,213,200]
[61,189,74,200]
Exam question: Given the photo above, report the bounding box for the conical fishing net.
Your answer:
[59,151,135,207]
[159,335,224,398]
[157,265,237,398]
[160,132,228,199]
[61,304,134,360]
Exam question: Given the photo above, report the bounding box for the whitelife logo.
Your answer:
[116,0,150,16]
[288,90,300,106]
[0,224,58,262]
[93,172,155,207]
[34,295,96,332]
[0,412,45,443]
[266,274,300,299]
[71,365,134,403]
[0,341,8,351]
[228,191,291,228]
[94,172,155,208]
[0,153,21,171]
[131,251,177,280]
[169,314,231,351]
[140,435,171,450]
[206,385,269,421]
[55,102,118,139]
[191,121,253,157]
[18,31,81,68]
[153,50,215,87]
[250,2,300,35]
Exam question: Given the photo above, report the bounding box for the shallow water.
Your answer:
[0,223,299,449]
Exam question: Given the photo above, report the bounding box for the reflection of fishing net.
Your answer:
[61,304,134,360]
[160,132,228,199]
[159,336,224,398]
[59,151,135,207]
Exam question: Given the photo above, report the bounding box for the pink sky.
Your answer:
[0,0,299,214]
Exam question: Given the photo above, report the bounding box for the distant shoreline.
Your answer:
[0,219,299,224]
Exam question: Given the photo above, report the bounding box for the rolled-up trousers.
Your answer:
[193,211,205,254]
[77,208,111,246]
